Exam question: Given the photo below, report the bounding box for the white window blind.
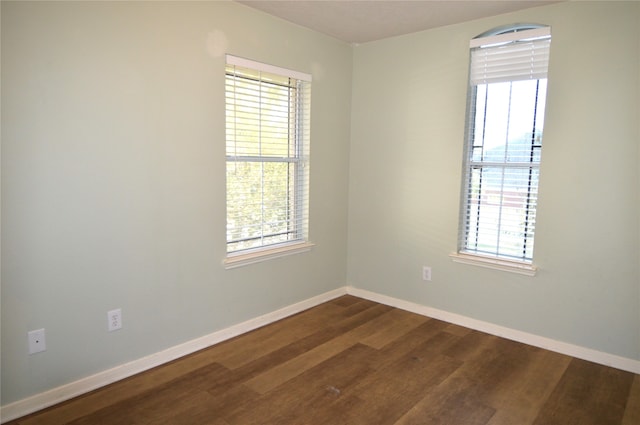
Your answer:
[225,56,311,254]
[469,27,551,85]
[459,27,551,263]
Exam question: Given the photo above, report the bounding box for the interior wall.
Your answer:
[1,1,352,404]
[3,0,639,410]
[348,1,640,361]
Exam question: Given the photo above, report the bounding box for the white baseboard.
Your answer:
[4,285,639,423]
[346,286,640,375]
[0,287,348,423]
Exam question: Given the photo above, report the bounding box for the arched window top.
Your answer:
[470,24,550,49]
[473,23,549,40]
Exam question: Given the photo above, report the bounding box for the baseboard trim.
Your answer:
[0,287,348,423]
[4,285,638,422]
[346,286,640,375]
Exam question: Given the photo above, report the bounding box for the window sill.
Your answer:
[224,242,314,269]
[449,252,537,276]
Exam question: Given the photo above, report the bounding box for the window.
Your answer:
[454,26,551,274]
[225,55,312,266]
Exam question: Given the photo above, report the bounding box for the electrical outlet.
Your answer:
[28,328,46,354]
[107,308,122,332]
[422,266,432,281]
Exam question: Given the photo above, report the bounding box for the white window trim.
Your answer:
[450,252,537,276]
[456,24,550,270]
[225,55,312,82]
[224,241,315,270]
[224,55,312,258]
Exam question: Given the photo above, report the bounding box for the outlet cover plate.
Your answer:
[422,266,432,281]
[28,328,46,354]
[108,308,122,332]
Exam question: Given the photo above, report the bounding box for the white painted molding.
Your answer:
[449,252,537,276]
[0,287,347,423]
[346,286,640,375]
[224,242,315,269]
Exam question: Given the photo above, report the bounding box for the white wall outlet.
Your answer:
[107,308,122,332]
[422,266,432,281]
[28,328,46,354]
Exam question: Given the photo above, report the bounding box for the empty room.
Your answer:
[1,0,639,423]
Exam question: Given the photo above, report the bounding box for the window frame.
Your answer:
[223,55,313,268]
[451,25,551,276]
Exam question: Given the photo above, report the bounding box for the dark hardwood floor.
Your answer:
[7,295,640,424]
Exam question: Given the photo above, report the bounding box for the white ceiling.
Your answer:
[237,0,559,44]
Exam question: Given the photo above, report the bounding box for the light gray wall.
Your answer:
[348,1,640,360]
[1,1,352,404]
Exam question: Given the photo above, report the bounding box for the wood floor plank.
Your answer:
[345,352,463,424]
[622,374,640,425]
[442,329,501,363]
[485,349,571,425]
[227,326,343,381]
[532,358,635,425]
[8,352,228,425]
[227,343,377,425]
[336,297,380,314]
[443,322,473,337]
[330,301,394,333]
[368,319,456,371]
[67,363,236,424]
[394,374,497,425]
[242,303,394,394]
[211,300,348,369]
[147,383,258,425]
[390,333,507,425]
[330,294,366,307]
[230,301,402,381]
[335,328,468,425]
[395,334,566,425]
[457,338,549,402]
[358,307,429,349]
